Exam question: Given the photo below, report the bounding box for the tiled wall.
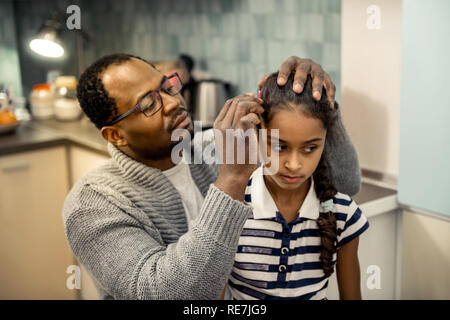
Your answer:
[14,0,341,100]
[0,0,23,97]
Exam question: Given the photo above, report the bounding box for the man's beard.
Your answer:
[128,109,194,162]
[133,125,194,162]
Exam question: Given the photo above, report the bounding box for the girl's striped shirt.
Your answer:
[226,166,369,300]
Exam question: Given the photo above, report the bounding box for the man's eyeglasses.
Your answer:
[106,72,183,126]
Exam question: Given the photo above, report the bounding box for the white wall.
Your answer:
[327,211,399,300]
[341,0,450,299]
[341,0,402,177]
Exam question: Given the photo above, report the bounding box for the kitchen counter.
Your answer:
[355,182,397,218]
[0,121,67,156]
[0,118,108,156]
[31,118,108,154]
[0,118,398,217]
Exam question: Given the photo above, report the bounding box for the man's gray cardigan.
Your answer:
[62,113,360,300]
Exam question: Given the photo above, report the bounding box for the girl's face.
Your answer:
[263,106,327,191]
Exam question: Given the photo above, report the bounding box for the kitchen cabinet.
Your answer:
[326,209,400,300]
[401,210,450,299]
[69,146,109,300]
[0,146,75,299]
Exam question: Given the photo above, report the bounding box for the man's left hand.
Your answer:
[258,56,336,109]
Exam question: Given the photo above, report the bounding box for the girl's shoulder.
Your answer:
[331,192,359,214]
[333,192,353,203]
[332,192,369,246]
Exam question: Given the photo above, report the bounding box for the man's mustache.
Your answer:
[167,107,190,133]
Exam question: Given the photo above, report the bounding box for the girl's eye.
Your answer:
[271,144,287,151]
[304,146,317,153]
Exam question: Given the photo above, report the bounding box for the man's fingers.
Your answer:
[293,62,310,94]
[233,100,264,126]
[311,65,325,101]
[235,93,263,104]
[221,98,239,128]
[239,113,261,130]
[277,56,299,85]
[215,98,234,123]
[323,73,336,109]
[218,93,263,126]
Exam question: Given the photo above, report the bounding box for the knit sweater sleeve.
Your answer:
[325,107,361,196]
[63,183,251,300]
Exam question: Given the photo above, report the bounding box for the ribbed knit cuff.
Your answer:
[194,184,252,248]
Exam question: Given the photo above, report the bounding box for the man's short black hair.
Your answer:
[77,53,155,129]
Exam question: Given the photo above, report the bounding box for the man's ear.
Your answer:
[101,126,128,147]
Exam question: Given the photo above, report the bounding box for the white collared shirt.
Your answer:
[162,155,204,230]
[226,166,369,300]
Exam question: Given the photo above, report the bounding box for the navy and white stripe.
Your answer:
[226,166,369,300]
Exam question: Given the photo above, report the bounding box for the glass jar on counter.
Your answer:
[30,83,54,119]
[53,76,82,121]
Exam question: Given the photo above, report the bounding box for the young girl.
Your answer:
[220,72,369,300]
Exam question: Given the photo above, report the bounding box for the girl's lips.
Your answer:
[280,174,303,183]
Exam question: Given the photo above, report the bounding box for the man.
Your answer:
[63,54,360,299]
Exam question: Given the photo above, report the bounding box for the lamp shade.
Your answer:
[29,21,64,58]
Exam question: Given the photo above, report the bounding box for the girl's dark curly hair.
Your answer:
[260,72,339,277]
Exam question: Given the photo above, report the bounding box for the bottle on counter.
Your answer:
[30,83,54,120]
[0,84,8,111]
[53,76,82,121]
[13,96,31,121]
[0,92,8,111]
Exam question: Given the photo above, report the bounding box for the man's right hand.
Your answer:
[213,93,264,201]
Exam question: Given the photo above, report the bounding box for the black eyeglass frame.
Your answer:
[105,72,183,126]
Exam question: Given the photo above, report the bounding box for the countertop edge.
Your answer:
[360,194,399,219]
[0,137,68,157]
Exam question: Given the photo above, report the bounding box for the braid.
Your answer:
[313,154,338,277]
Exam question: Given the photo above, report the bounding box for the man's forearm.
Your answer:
[215,172,249,202]
[64,184,252,300]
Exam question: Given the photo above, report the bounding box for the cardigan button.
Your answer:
[278,265,287,273]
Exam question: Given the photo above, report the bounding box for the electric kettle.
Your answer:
[193,79,231,128]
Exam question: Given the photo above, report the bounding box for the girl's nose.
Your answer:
[284,153,302,171]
